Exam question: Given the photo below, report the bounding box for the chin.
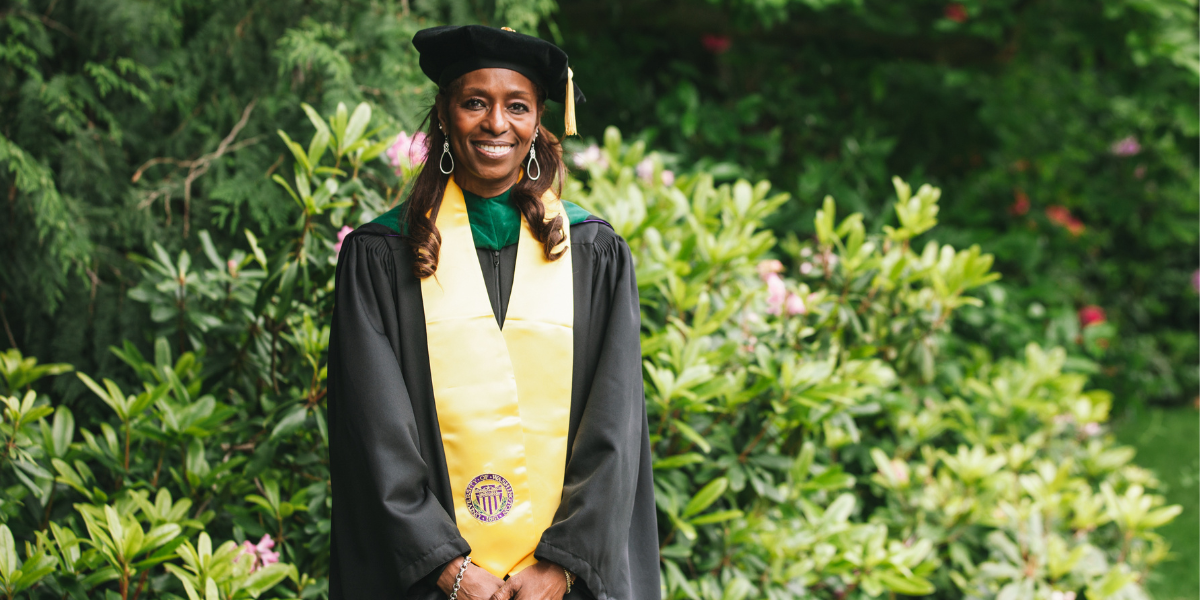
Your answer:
[470,164,522,184]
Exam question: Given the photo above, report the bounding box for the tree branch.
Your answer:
[131,99,262,236]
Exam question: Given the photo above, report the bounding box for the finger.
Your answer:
[488,579,518,600]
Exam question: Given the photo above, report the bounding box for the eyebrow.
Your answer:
[461,86,534,100]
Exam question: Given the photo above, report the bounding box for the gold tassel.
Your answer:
[564,67,577,137]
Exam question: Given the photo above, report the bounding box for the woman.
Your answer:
[327,25,659,600]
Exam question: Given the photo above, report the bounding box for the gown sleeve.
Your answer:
[327,231,470,599]
[535,229,662,600]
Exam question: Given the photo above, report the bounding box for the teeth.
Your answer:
[474,143,512,156]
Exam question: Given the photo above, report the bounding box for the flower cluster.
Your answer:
[1045,205,1085,236]
[1009,189,1030,216]
[333,225,354,256]
[572,144,608,170]
[944,3,968,23]
[387,131,428,174]
[1110,135,1141,157]
[701,34,731,54]
[758,260,807,316]
[237,534,280,573]
[1078,305,1106,328]
[572,145,676,186]
[636,157,675,187]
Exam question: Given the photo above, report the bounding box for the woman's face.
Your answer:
[441,68,542,196]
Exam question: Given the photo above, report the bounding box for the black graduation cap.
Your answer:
[412,25,584,135]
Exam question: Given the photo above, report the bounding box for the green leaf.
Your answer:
[360,136,393,163]
[50,405,74,457]
[653,453,705,470]
[877,570,935,595]
[277,130,312,174]
[271,406,308,440]
[76,373,124,419]
[103,506,125,558]
[121,520,145,562]
[688,509,743,525]
[672,420,711,453]
[242,562,291,597]
[0,524,17,581]
[682,477,728,518]
[80,565,120,589]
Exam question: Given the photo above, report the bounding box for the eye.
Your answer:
[463,98,485,110]
[508,102,529,113]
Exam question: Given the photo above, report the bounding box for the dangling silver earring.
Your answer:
[439,139,454,174]
[526,130,541,181]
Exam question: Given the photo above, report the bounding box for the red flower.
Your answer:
[1009,189,1030,216]
[944,3,968,23]
[701,34,732,54]
[1045,205,1085,236]
[1078,305,1106,327]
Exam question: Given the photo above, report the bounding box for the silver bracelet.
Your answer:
[449,555,472,600]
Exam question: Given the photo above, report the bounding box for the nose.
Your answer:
[481,103,507,135]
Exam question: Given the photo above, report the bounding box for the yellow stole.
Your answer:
[420,176,573,577]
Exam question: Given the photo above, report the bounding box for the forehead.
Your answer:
[454,68,539,97]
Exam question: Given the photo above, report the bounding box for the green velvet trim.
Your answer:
[366,194,594,239]
[463,188,520,251]
[369,203,408,234]
[561,200,592,225]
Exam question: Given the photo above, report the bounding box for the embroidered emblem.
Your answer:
[465,473,514,523]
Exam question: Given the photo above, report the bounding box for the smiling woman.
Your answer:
[326,25,659,600]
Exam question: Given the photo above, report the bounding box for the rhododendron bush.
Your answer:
[0,112,1179,600]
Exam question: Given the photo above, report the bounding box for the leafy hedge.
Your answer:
[559,0,1200,408]
[0,109,1179,599]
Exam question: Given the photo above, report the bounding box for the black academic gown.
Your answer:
[326,220,661,600]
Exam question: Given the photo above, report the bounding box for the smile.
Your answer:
[472,142,514,158]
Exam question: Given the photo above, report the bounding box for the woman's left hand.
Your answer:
[488,561,569,600]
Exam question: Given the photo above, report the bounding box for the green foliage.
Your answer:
[560,0,1199,407]
[575,128,1177,598]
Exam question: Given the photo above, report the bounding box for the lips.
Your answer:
[472,142,514,159]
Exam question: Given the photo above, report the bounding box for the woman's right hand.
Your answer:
[438,556,504,600]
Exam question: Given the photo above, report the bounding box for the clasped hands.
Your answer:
[438,557,570,600]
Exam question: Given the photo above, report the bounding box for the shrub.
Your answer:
[0,111,1178,599]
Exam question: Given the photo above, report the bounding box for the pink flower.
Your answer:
[757,259,784,281]
[572,144,607,170]
[386,131,429,173]
[1110,136,1141,157]
[636,158,655,184]
[944,3,968,22]
[237,534,280,573]
[1009,189,1030,216]
[765,273,786,315]
[1081,422,1102,437]
[701,34,732,54]
[661,170,675,187]
[333,225,354,255]
[785,293,806,316]
[1045,206,1084,236]
[799,262,814,276]
[1078,305,1106,327]
[227,259,239,277]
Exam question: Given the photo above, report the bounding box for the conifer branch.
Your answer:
[131,99,262,237]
